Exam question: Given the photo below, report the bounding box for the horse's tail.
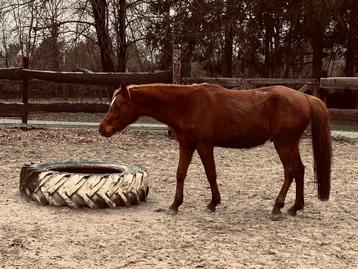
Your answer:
[307,95,332,201]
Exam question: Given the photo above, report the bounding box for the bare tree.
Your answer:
[0,5,11,67]
[10,0,39,66]
[89,0,114,72]
[111,0,127,72]
[223,0,236,77]
[32,0,67,70]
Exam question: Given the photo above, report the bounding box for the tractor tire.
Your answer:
[19,160,149,208]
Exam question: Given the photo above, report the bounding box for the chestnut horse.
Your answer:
[99,83,332,219]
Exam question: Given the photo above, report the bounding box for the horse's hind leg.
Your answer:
[196,144,221,212]
[287,155,305,216]
[272,140,303,220]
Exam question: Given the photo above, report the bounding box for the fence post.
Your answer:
[172,45,181,84]
[167,45,181,138]
[22,57,29,124]
[313,79,320,98]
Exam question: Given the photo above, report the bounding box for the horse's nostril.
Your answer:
[99,125,105,135]
[99,124,112,137]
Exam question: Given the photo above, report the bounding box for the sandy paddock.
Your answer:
[0,127,357,268]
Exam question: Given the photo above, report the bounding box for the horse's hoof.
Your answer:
[207,204,216,212]
[270,212,283,221]
[287,207,297,216]
[167,210,178,216]
[168,205,178,215]
[154,208,166,213]
[287,206,303,216]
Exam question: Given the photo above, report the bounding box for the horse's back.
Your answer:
[173,84,312,148]
[201,86,311,148]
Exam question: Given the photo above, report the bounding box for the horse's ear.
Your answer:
[120,83,131,99]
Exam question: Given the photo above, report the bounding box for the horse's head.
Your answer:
[99,84,138,137]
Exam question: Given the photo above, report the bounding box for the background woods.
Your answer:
[0,0,357,78]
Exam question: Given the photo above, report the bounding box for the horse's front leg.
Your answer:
[169,144,194,213]
[197,144,221,212]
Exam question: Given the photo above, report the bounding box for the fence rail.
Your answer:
[0,102,108,117]
[329,109,358,121]
[0,67,172,123]
[183,77,318,89]
[320,77,358,91]
[0,68,172,86]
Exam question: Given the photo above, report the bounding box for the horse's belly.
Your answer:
[216,138,268,149]
[214,130,269,149]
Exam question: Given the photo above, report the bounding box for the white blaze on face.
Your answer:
[110,96,117,108]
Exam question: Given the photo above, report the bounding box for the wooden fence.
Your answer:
[183,77,318,90]
[0,66,172,123]
[320,77,358,91]
[184,76,358,121]
[0,66,358,123]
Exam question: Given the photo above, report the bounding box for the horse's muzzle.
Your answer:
[99,124,113,137]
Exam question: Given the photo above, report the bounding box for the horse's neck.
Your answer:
[131,86,181,126]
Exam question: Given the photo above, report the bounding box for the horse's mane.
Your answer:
[128,83,226,94]
[128,83,184,90]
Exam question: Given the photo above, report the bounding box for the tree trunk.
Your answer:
[312,38,324,79]
[159,1,172,70]
[90,0,114,72]
[51,22,60,70]
[222,0,235,77]
[345,36,354,77]
[345,2,357,76]
[1,33,9,68]
[303,0,329,79]
[263,27,271,77]
[117,0,126,72]
[223,23,233,77]
[181,40,195,78]
[160,39,173,71]
[273,19,282,77]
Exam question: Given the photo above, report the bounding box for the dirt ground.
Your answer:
[0,127,357,269]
